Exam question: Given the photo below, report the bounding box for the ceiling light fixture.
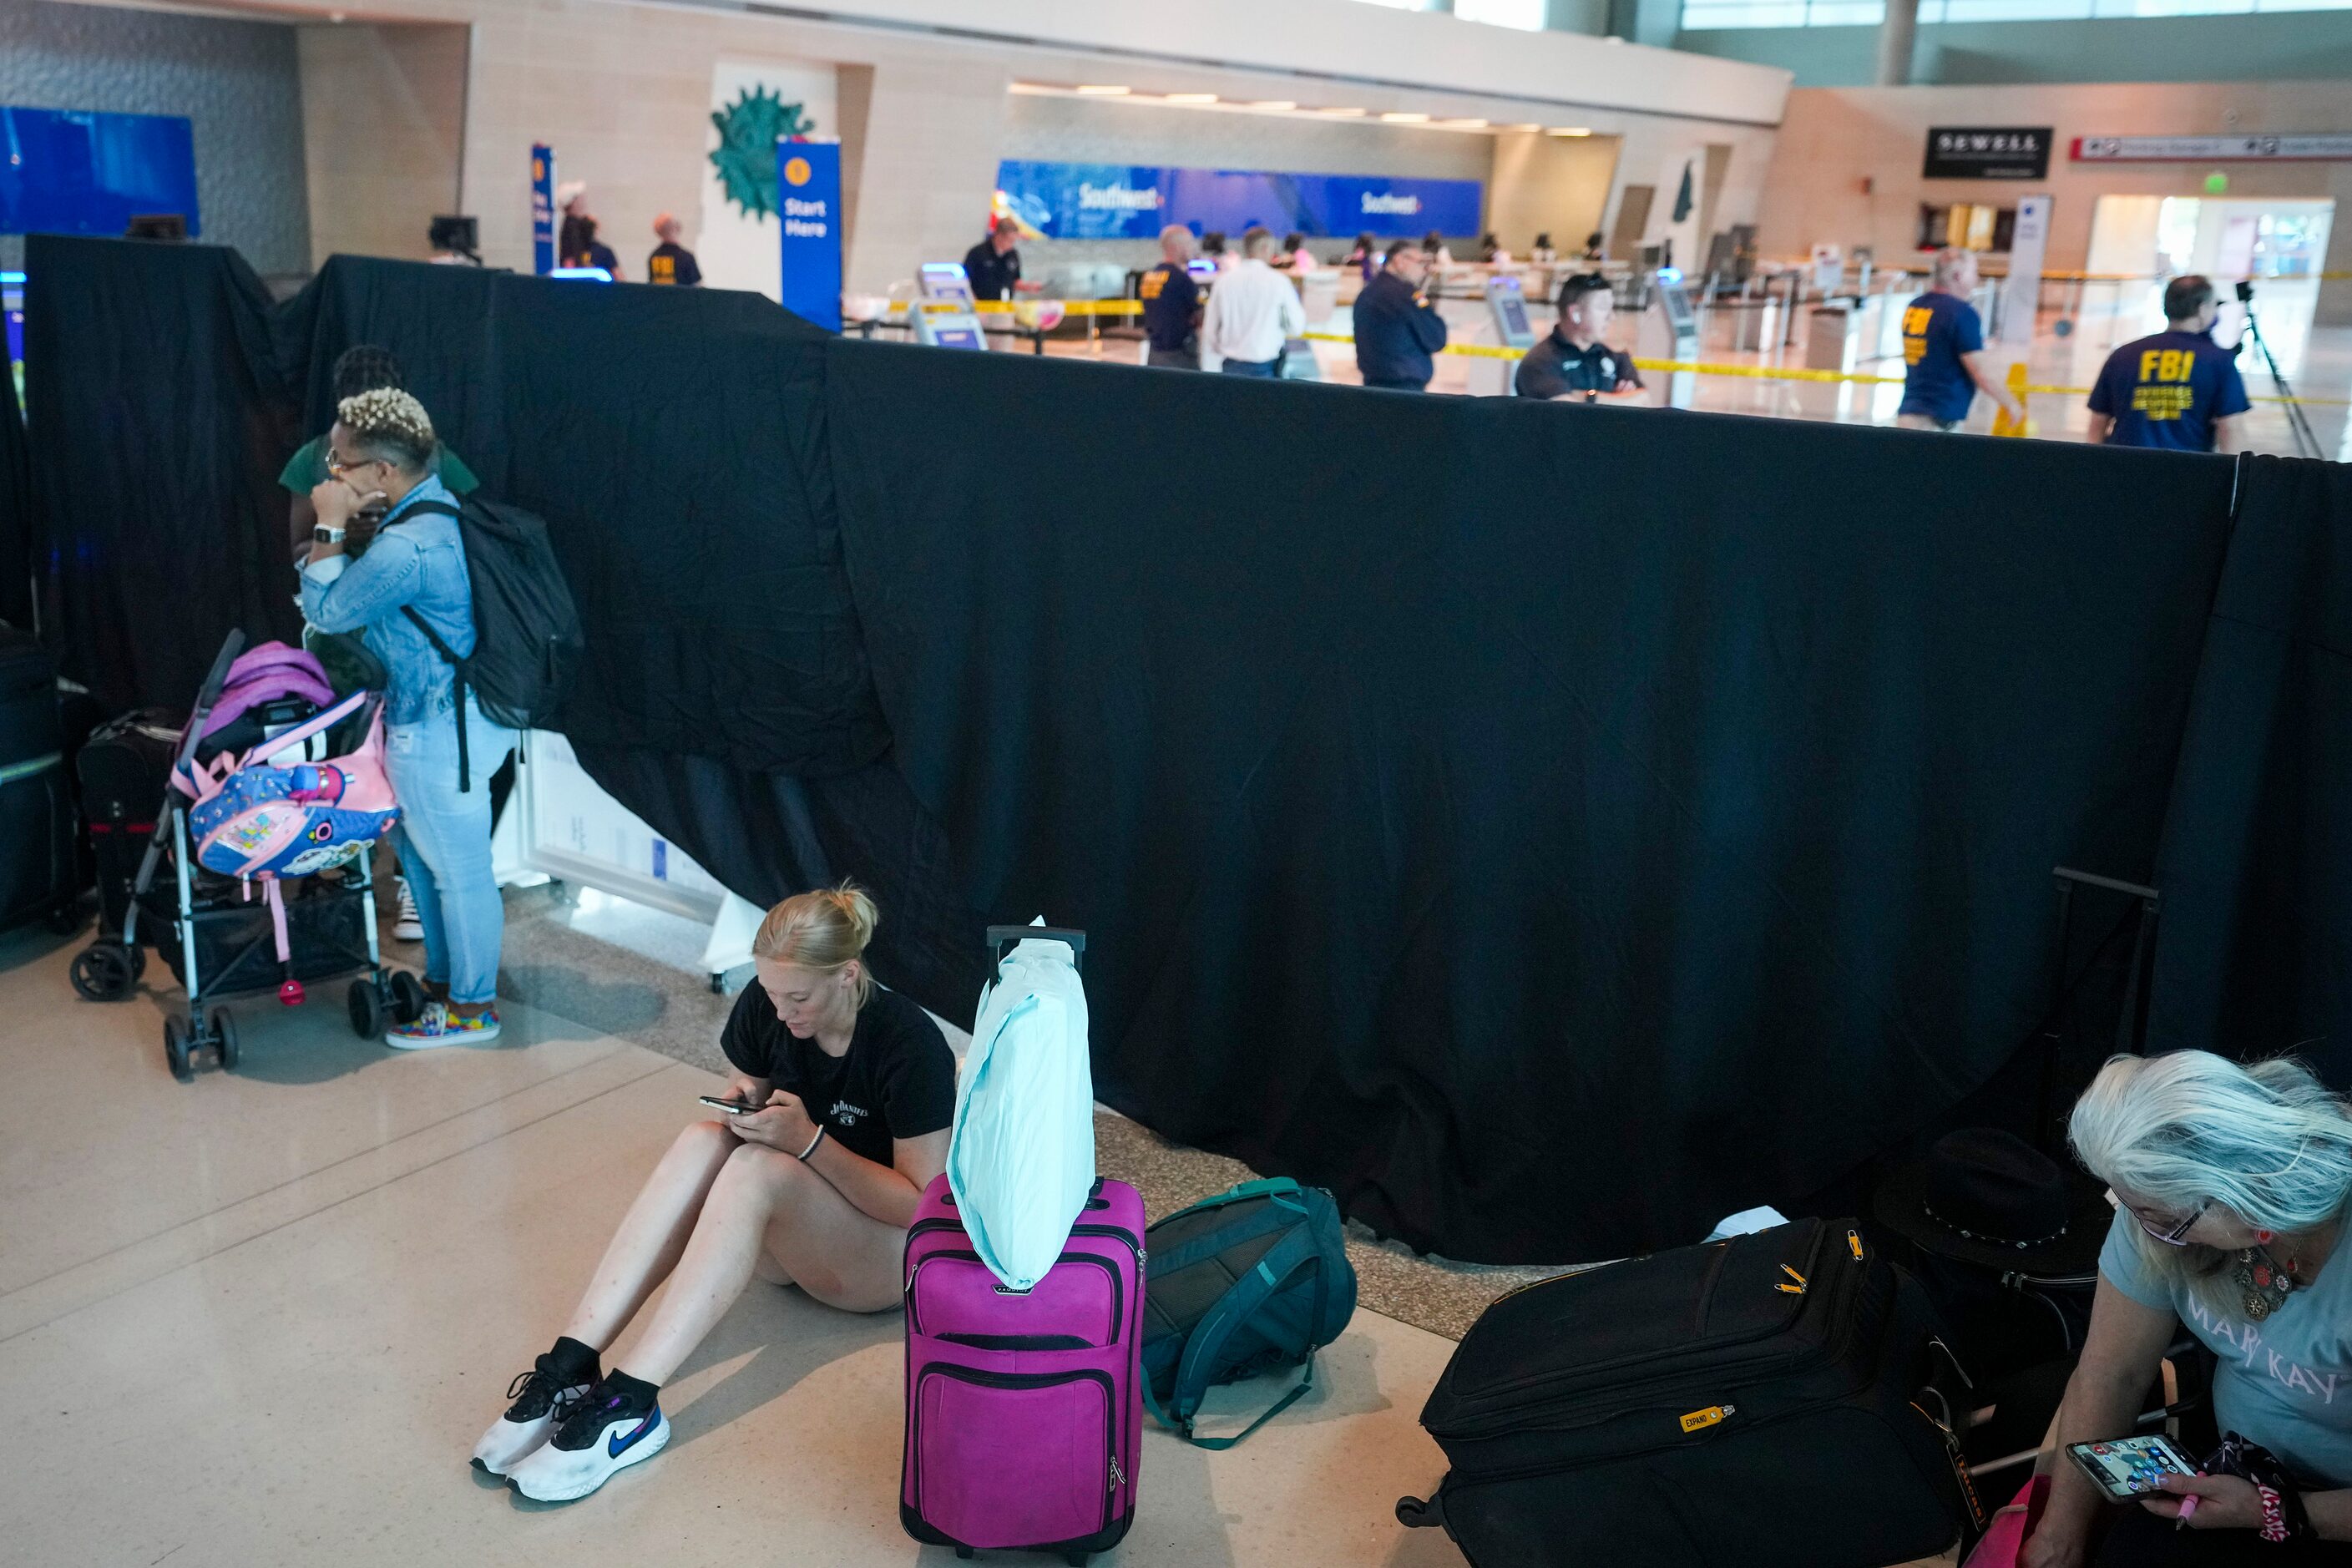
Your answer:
[1381,111,1432,123]
[1318,106,1368,117]
[1252,99,1298,111]
[1442,118,1490,129]
[1166,93,1219,104]
[1512,122,1543,132]
[1548,126,1594,137]
[1077,84,1131,95]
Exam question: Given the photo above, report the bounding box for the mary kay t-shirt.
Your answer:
[719,984,955,1168]
[2101,1209,2352,1486]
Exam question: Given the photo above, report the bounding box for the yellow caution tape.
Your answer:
[1299,331,2348,407]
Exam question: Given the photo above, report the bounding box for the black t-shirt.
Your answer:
[1138,261,1201,351]
[964,240,1021,301]
[1515,328,1643,399]
[648,242,702,287]
[720,984,956,1167]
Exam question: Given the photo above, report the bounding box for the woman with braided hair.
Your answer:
[301,387,515,1047]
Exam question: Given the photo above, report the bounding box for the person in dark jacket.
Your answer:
[1353,240,1449,392]
[962,217,1027,301]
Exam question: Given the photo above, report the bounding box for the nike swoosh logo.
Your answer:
[607,1410,658,1459]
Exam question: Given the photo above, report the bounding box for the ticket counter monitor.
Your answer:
[1637,273,1699,408]
[1465,272,1540,397]
[914,262,989,351]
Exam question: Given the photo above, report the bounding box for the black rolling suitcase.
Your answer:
[77,709,185,935]
[1398,1217,1978,1568]
[0,627,78,932]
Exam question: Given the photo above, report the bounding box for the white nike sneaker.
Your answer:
[505,1385,669,1502]
[472,1352,595,1478]
[394,877,423,942]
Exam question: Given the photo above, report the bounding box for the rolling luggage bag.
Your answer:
[0,627,77,932]
[901,1173,1145,1563]
[1398,1217,1978,1568]
[77,709,183,934]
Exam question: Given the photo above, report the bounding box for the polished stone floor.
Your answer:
[0,920,1472,1568]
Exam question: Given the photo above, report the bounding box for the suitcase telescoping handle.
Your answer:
[986,923,1086,973]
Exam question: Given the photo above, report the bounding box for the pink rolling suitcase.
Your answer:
[901,1172,1145,1563]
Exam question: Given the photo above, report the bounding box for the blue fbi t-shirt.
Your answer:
[2088,329,2251,453]
[1899,291,1985,424]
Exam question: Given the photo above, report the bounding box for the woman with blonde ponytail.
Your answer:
[479,884,956,1504]
[2024,1052,2352,1567]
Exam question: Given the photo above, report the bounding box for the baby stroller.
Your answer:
[70,632,427,1082]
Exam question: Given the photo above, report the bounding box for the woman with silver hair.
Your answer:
[2025,1051,2352,1565]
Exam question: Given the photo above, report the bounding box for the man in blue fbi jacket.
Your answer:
[1897,247,2024,432]
[2086,275,2251,454]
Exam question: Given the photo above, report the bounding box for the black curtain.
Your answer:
[0,335,30,631]
[26,236,2352,1263]
[27,236,301,710]
[826,340,2237,1259]
[2151,455,2352,1077]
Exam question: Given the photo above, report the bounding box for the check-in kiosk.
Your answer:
[1636,274,1700,408]
[913,262,989,351]
[1465,273,1540,397]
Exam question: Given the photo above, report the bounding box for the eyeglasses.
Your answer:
[2138,1198,2210,1247]
[325,451,376,478]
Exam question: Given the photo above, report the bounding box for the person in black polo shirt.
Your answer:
[2086,274,2251,454]
[1353,239,1449,392]
[646,213,702,287]
[1515,273,1644,402]
[1139,225,1203,369]
[963,216,1027,302]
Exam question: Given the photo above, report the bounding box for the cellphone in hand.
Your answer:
[697,1095,763,1115]
[2066,1434,2198,1503]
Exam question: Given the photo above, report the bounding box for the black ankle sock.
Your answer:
[549,1335,601,1383]
[603,1369,660,1409]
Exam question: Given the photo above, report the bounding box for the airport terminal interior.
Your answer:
[7,0,2352,1565]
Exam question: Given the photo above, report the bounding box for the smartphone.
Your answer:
[697,1095,764,1115]
[2066,1434,2198,1503]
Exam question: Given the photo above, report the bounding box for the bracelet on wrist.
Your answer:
[797,1125,827,1162]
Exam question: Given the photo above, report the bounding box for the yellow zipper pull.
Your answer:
[1848,1229,1865,1261]
[1779,1263,1808,1292]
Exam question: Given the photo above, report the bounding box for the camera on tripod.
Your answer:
[2232,277,2321,458]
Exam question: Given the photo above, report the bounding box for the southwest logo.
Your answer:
[784,156,812,187]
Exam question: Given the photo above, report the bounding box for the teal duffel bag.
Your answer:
[1141,1177,1358,1448]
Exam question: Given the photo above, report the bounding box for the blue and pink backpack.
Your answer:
[169,643,402,995]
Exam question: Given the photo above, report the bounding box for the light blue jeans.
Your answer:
[386,696,517,1005]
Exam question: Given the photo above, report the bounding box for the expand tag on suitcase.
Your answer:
[902,1173,1145,1562]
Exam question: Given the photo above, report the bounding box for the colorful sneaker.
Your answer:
[473,1351,594,1477]
[393,877,423,942]
[504,1383,669,1503]
[387,1001,500,1049]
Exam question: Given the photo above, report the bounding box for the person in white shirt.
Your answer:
[1200,227,1308,379]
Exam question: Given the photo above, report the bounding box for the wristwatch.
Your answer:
[312,524,346,544]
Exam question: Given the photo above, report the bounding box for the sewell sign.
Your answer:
[1923,127,2053,180]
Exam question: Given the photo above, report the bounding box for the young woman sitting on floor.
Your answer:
[2025,1050,2352,1566]
[473,884,955,1501]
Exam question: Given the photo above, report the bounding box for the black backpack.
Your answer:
[398,498,582,788]
[1141,1177,1357,1448]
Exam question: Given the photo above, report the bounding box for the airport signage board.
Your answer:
[531,143,555,275]
[2072,134,2352,163]
[775,141,842,332]
[994,159,1484,240]
[1923,127,2052,180]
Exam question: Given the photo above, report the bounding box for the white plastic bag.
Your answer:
[947,922,1096,1290]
